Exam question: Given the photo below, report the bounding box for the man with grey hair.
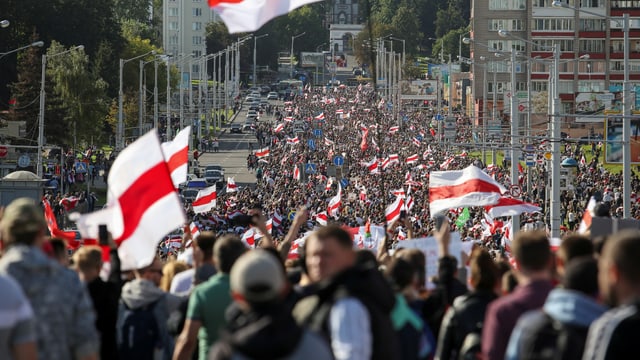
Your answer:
[0,198,99,360]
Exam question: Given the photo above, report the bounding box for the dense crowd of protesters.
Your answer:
[2,84,640,360]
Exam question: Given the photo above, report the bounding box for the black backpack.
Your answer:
[117,299,160,360]
[519,312,589,360]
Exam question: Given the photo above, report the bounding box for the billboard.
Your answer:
[605,116,640,164]
[575,92,617,123]
[300,52,324,67]
[399,80,437,100]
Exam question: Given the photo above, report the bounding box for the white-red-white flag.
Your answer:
[192,185,217,213]
[365,157,379,174]
[325,177,334,192]
[272,212,283,228]
[386,196,404,224]
[190,222,201,239]
[314,112,325,120]
[255,147,270,157]
[273,123,285,133]
[293,164,301,181]
[484,197,541,218]
[578,196,597,234]
[316,211,328,226]
[328,184,342,218]
[388,126,399,134]
[287,136,300,145]
[161,126,191,188]
[209,0,322,33]
[324,138,334,146]
[226,177,238,193]
[429,165,507,216]
[412,137,421,147]
[406,154,419,164]
[284,116,294,122]
[75,130,186,270]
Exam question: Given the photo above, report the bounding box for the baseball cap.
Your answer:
[230,250,285,303]
[0,198,46,242]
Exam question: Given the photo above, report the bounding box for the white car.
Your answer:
[267,92,278,100]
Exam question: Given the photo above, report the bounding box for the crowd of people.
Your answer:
[2,83,640,360]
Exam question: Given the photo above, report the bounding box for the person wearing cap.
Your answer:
[0,197,99,360]
[173,235,247,360]
[208,250,333,360]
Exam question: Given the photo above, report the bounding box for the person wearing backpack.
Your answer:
[436,248,499,360]
[118,257,183,360]
[505,257,606,360]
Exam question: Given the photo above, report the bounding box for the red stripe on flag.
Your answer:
[166,145,188,173]
[208,0,242,6]
[116,162,175,243]
[430,179,504,202]
[193,191,217,207]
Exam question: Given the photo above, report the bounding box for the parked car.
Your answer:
[243,122,255,132]
[204,169,223,186]
[230,123,242,133]
[247,110,258,118]
[205,164,224,177]
[267,92,279,100]
[260,86,271,94]
[181,188,200,203]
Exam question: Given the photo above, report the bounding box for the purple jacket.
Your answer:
[481,279,554,360]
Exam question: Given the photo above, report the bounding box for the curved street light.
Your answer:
[0,20,9,28]
[0,41,44,60]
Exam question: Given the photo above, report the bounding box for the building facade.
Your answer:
[162,0,220,77]
[327,0,364,54]
[470,0,640,129]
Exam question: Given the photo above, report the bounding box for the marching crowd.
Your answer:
[2,83,640,360]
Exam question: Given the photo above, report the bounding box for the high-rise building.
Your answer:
[470,0,640,129]
[162,0,220,77]
[327,0,363,54]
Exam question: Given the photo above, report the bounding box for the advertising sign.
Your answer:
[605,116,640,164]
[575,92,616,123]
[400,80,437,100]
[300,52,324,67]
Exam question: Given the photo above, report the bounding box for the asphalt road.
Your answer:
[197,101,278,188]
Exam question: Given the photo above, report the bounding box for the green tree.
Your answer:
[113,0,152,24]
[391,2,422,57]
[46,41,109,146]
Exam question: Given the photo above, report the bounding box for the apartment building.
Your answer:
[470,0,640,128]
[162,0,220,77]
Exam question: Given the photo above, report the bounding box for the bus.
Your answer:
[277,79,304,98]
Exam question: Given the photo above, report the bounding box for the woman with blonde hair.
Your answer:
[160,260,189,292]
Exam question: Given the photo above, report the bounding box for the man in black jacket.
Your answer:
[73,239,122,360]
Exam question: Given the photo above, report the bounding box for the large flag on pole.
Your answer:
[429,165,506,216]
[192,185,218,213]
[75,130,186,270]
[484,197,541,218]
[209,0,323,34]
[161,126,191,188]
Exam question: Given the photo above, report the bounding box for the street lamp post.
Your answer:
[290,32,306,78]
[390,37,406,78]
[0,41,44,60]
[552,1,631,219]
[117,50,155,150]
[37,45,84,178]
[0,20,9,28]
[253,34,269,87]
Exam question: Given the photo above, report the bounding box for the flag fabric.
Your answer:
[578,196,597,234]
[255,147,270,157]
[389,126,399,134]
[381,157,391,171]
[455,207,471,228]
[60,196,79,212]
[325,177,334,192]
[190,222,201,239]
[8,98,16,107]
[484,197,541,218]
[405,189,414,211]
[429,165,507,216]
[226,177,238,192]
[273,123,285,133]
[161,126,191,188]
[360,128,369,151]
[440,157,454,170]
[74,130,186,270]
[324,138,334,146]
[314,112,325,120]
[192,185,217,213]
[365,157,379,174]
[386,196,404,224]
[284,116,294,122]
[241,228,257,247]
[272,212,283,228]
[412,137,421,147]
[209,0,323,33]
[392,188,406,198]
[316,211,328,226]
[43,200,77,244]
[328,184,342,218]
[287,136,300,145]
[293,164,301,181]
[388,154,399,165]
[406,154,419,164]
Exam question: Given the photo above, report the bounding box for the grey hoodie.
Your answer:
[0,245,99,360]
[118,278,183,360]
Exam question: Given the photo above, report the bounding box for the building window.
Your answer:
[489,0,526,10]
[168,21,179,30]
[531,18,574,31]
[579,39,604,53]
[558,81,573,94]
[579,18,606,31]
[488,19,525,31]
[577,81,605,92]
[531,81,548,91]
[488,81,508,93]
[516,82,528,91]
[579,60,606,73]
[609,60,640,72]
[193,22,202,31]
[610,0,640,9]
[169,35,178,45]
[531,39,574,52]
[192,64,200,73]
[168,7,179,16]
[193,50,202,57]
[488,40,526,52]
[193,8,202,16]
[193,36,202,45]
